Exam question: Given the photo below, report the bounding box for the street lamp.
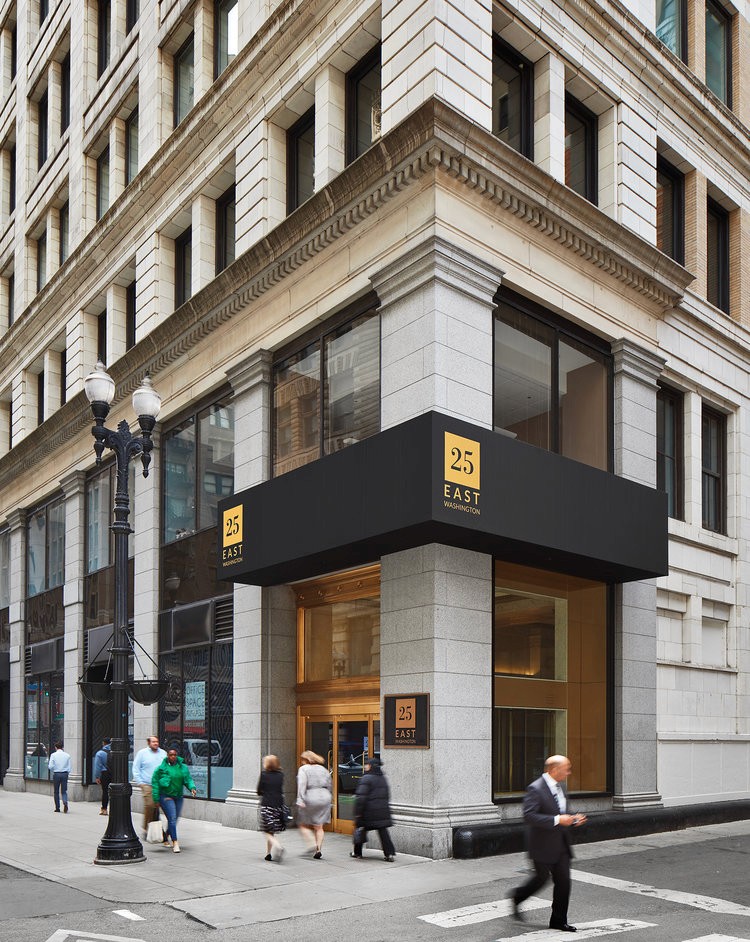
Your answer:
[83,362,161,865]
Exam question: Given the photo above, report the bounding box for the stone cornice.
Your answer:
[0,98,695,486]
[612,339,667,386]
[226,350,273,397]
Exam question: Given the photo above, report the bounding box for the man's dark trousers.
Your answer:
[514,853,571,925]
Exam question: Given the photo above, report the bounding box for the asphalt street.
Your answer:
[2,827,750,942]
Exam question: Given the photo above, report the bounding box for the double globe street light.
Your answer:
[82,363,163,864]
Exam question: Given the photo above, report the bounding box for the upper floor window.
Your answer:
[59,201,69,264]
[174,35,194,127]
[126,279,136,349]
[36,232,47,292]
[8,144,15,213]
[215,0,238,77]
[175,227,192,307]
[656,158,685,264]
[565,96,598,204]
[10,23,16,80]
[126,0,139,32]
[39,0,48,26]
[61,53,71,132]
[705,0,731,105]
[97,308,107,362]
[346,46,381,164]
[37,370,44,424]
[37,91,48,168]
[59,347,66,405]
[96,147,110,220]
[492,36,533,159]
[656,0,687,59]
[287,108,315,214]
[27,495,65,597]
[273,300,380,476]
[657,384,683,519]
[97,0,111,77]
[702,405,726,533]
[163,398,235,543]
[216,185,235,273]
[125,107,138,184]
[707,198,729,314]
[494,291,611,472]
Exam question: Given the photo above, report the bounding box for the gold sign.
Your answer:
[443,432,481,515]
[384,693,430,748]
[221,504,243,564]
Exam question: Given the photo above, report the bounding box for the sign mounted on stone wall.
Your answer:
[383,693,430,748]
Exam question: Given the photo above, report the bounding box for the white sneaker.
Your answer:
[172,841,180,853]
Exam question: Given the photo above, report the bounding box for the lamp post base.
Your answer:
[94,782,146,865]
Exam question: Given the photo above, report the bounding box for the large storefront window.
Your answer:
[493,561,608,797]
[158,638,233,800]
[25,671,63,779]
[273,301,380,476]
[494,292,611,471]
[26,496,65,646]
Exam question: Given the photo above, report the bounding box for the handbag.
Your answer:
[353,826,367,845]
[146,820,164,844]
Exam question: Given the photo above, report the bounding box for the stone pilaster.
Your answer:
[61,470,86,799]
[612,338,666,810]
[3,508,26,791]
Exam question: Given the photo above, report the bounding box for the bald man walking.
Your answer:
[510,755,587,932]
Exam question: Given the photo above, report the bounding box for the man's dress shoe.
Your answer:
[550,922,577,932]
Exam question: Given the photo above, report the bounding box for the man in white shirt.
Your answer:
[47,742,72,813]
[132,735,167,835]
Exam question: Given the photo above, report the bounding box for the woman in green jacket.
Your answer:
[151,748,197,853]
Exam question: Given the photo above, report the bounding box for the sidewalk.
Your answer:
[5,789,750,930]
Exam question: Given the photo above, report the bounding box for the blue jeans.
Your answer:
[53,772,69,811]
[159,796,184,842]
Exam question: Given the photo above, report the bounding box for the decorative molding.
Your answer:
[612,338,667,387]
[60,469,87,499]
[226,350,273,398]
[611,791,663,811]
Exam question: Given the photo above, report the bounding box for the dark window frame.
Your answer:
[7,272,14,328]
[125,279,136,349]
[215,185,235,274]
[126,0,139,33]
[705,0,732,107]
[491,34,534,160]
[37,370,44,425]
[173,34,195,128]
[60,53,70,132]
[97,309,107,364]
[10,24,16,80]
[286,107,315,215]
[125,106,138,184]
[97,0,111,77]
[214,0,238,78]
[701,405,726,534]
[96,146,110,220]
[37,91,48,168]
[271,292,381,477]
[59,201,69,265]
[707,197,730,314]
[59,347,66,405]
[39,0,48,26]
[492,287,614,471]
[656,157,685,265]
[657,383,684,520]
[564,94,598,205]
[345,44,382,165]
[36,231,46,293]
[8,144,15,214]
[175,227,192,308]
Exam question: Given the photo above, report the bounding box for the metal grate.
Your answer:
[24,646,31,675]
[214,595,233,641]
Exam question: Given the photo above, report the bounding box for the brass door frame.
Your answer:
[298,707,379,834]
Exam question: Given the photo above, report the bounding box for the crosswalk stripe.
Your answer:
[682,936,750,941]
[418,896,549,927]
[112,910,145,921]
[491,919,657,941]
[574,871,750,917]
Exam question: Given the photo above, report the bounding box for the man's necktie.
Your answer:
[555,783,565,812]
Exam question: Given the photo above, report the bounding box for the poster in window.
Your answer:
[185,681,206,724]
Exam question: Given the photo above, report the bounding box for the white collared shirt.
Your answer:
[543,771,566,823]
[47,749,71,773]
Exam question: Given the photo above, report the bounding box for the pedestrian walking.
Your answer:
[257,754,286,862]
[151,747,197,853]
[132,735,167,836]
[47,742,71,813]
[296,750,332,859]
[350,756,396,861]
[510,754,587,932]
[93,738,112,816]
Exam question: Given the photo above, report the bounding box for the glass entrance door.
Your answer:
[302,712,380,834]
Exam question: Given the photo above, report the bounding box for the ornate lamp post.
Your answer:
[83,362,161,865]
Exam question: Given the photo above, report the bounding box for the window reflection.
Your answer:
[492,38,532,157]
[304,598,380,682]
[347,48,381,163]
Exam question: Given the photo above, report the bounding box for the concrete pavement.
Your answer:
[4,788,750,930]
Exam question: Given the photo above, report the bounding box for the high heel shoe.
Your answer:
[313,850,322,859]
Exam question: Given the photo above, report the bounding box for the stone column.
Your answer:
[371,238,502,857]
[61,471,86,799]
[612,338,665,810]
[223,350,272,827]
[534,53,566,185]
[3,508,26,790]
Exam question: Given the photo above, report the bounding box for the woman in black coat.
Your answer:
[257,754,286,861]
[350,756,396,861]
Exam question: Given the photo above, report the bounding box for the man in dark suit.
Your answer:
[511,755,587,932]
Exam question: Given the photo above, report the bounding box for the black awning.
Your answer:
[218,412,667,586]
